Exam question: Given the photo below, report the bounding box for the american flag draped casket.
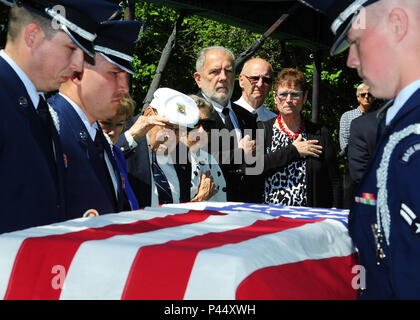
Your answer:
[0,202,358,300]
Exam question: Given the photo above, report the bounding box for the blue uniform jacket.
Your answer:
[0,56,66,233]
[113,145,139,210]
[48,94,124,219]
[349,87,420,299]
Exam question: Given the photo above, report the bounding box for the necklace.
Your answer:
[277,114,305,141]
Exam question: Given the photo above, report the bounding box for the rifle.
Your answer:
[234,2,301,71]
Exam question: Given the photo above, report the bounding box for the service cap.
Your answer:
[150,88,200,129]
[298,0,379,55]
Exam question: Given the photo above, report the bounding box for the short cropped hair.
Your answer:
[356,83,370,97]
[274,68,308,92]
[195,46,235,73]
[117,94,136,121]
[7,6,58,43]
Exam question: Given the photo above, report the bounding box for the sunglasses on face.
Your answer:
[243,74,273,85]
[360,92,372,98]
[188,119,215,133]
[274,90,304,100]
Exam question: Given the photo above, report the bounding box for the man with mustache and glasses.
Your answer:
[194,46,262,203]
[235,57,277,122]
[48,20,144,219]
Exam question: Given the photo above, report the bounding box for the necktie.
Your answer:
[222,107,234,131]
[37,95,53,142]
[152,151,173,204]
[94,129,117,200]
[36,95,57,171]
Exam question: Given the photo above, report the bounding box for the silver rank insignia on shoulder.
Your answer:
[400,203,420,235]
[371,223,386,265]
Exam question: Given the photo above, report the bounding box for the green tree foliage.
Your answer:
[131,2,263,108]
[0,1,379,157]
[0,5,9,48]
[130,2,370,151]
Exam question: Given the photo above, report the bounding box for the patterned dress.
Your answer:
[190,149,227,202]
[264,125,307,206]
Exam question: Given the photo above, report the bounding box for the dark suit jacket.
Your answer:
[348,110,379,184]
[197,92,261,203]
[49,94,124,219]
[117,134,192,208]
[261,118,342,208]
[0,56,66,233]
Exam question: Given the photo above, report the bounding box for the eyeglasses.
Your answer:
[242,74,273,86]
[274,90,304,100]
[360,92,372,98]
[188,119,215,133]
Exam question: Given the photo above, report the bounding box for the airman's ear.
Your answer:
[23,23,43,49]
[388,8,408,42]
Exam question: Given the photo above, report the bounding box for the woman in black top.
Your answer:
[261,68,342,208]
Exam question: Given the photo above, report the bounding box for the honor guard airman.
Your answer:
[0,0,120,234]
[48,20,144,219]
[300,0,420,299]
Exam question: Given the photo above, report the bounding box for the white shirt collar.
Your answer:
[234,96,258,114]
[234,96,277,122]
[58,92,99,140]
[0,50,41,108]
[201,91,242,141]
[386,78,420,125]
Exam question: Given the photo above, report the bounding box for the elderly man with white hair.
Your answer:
[339,83,375,152]
[194,46,262,203]
[339,83,375,208]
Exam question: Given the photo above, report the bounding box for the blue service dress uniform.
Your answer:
[0,55,66,234]
[349,88,420,299]
[48,93,125,219]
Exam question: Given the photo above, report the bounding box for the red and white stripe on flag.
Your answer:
[0,202,358,300]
